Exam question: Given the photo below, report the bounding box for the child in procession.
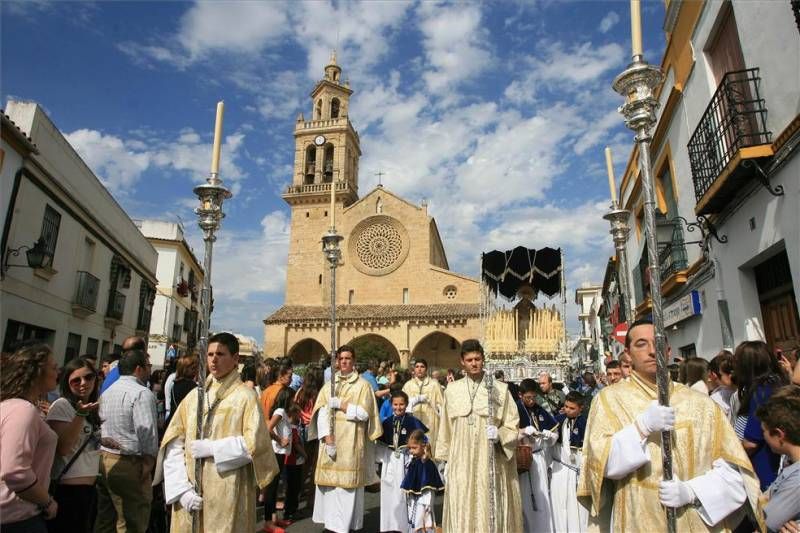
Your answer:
[401,429,444,533]
[282,403,307,521]
[376,390,427,532]
[551,390,588,533]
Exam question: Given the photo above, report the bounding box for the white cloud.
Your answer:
[418,3,492,94]
[64,129,151,194]
[532,40,626,85]
[65,128,248,196]
[598,11,620,34]
[205,210,290,300]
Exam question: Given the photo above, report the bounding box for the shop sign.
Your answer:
[664,290,702,327]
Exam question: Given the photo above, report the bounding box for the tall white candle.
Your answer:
[330,171,335,229]
[605,146,618,205]
[630,0,643,57]
[210,101,225,174]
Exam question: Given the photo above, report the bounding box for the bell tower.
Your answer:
[282,52,361,305]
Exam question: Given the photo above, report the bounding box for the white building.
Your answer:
[1,101,158,363]
[136,219,204,368]
[574,282,605,372]
[616,1,800,358]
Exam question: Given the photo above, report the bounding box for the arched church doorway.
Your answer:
[411,332,461,370]
[288,338,327,365]
[347,334,400,364]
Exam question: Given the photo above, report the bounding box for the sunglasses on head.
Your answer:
[69,373,97,386]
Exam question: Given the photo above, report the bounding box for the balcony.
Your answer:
[687,68,773,215]
[72,271,100,317]
[105,290,126,322]
[282,179,358,206]
[657,221,689,295]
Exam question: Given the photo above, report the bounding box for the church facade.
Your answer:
[263,56,480,369]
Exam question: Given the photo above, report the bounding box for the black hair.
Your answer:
[414,358,428,368]
[240,359,257,383]
[118,349,148,376]
[337,344,356,358]
[519,378,542,395]
[494,369,505,380]
[460,339,484,357]
[564,390,585,407]
[102,351,120,364]
[625,318,654,348]
[208,332,239,355]
[606,360,621,369]
[270,387,294,417]
[390,390,409,404]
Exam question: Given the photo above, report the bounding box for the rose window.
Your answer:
[356,223,402,270]
[349,216,409,276]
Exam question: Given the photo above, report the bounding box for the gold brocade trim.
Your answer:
[402,484,445,495]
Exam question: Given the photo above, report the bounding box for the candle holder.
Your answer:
[192,170,231,533]
[613,55,676,531]
[602,206,635,325]
[322,227,343,443]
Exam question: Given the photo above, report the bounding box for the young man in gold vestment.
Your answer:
[578,319,764,532]
[435,339,523,533]
[310,345,382,533]
[156,332,279,533]
[402,358,444,456]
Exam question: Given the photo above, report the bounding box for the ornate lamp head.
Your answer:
[322,228,344,266]
[194,177,232,239]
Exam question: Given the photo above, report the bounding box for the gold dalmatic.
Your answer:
[312,372,382,489]
[435,376,524,533]
[402,376,444,455]
[159,371,279,533]
[578,372,764,532]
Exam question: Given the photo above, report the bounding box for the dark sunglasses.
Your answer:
[69,373,97,386]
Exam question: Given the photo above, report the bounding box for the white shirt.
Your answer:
[271,408,292,455]
[46,398,100,479]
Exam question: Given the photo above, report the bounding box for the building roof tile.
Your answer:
[264,303,479,324]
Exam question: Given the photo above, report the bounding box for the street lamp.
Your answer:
[2,237,53,277]
[191,102,232,533]
[612,2,673,530]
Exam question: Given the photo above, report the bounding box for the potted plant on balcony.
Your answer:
[176,278,190,297]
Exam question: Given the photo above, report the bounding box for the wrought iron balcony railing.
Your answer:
[172,323,182,341]
[106,290,126,321]
[687,68,771,214]
[73,271,100,312]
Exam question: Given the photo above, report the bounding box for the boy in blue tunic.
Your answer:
[376,390,427,532]
[551,390,588,532]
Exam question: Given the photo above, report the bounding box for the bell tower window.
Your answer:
[331,98,340,119]
[324,144,334,183]
[305,145,316,184]
[315,99,322,120]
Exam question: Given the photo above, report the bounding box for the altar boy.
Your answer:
[551,391,588,533]
[375,390,427,532]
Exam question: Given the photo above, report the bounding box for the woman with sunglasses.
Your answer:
[45,356,101,533]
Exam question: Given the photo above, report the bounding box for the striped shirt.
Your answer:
[99,375,159,456]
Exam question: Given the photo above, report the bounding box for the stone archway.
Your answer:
[411,332,461,370]
[347,333,401,364]
[288,338,328,365]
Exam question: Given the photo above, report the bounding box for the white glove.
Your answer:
[487,425,499,442]
[541,430,557,441]
[179,489,203,511]
[190,439,214,459]
[523,426,537,436]
[418,394,428,404]
[326,444,337,459]
[659,478,695,508]
[636,400,675,436]
[329,397,341,410]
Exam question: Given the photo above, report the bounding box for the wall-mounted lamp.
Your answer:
[3,238,53,276]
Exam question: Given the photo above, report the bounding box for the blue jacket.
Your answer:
[378,413,428,449]
[517,400,558,431]
[554,413,587,448]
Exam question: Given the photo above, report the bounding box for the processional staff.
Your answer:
[485,372,497,533]
[613,1,675,531]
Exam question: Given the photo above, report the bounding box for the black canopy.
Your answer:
[481,246,562,299]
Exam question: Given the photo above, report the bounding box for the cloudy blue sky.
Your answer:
[2,0,666,343]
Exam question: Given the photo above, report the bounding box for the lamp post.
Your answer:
[192,101,232,533]
[613,2,673,530]
[603,207,635,325]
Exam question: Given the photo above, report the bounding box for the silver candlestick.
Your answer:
[603,206,635,325]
